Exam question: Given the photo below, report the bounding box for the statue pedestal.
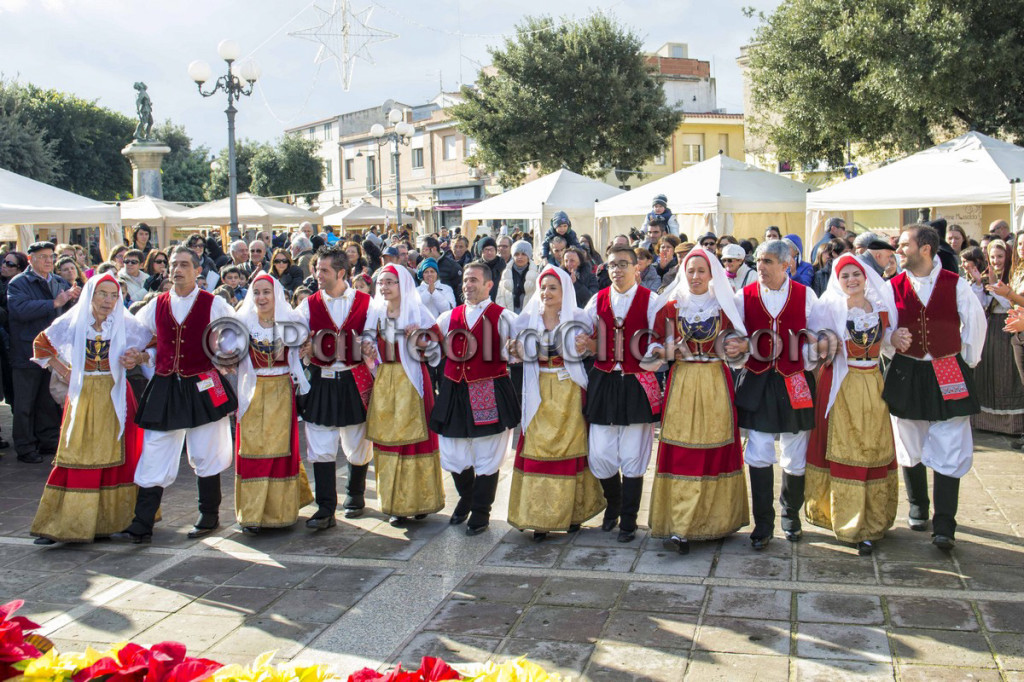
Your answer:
[121,140,171,199]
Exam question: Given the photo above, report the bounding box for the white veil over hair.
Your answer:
[32,273,152,445]
[654,246,747,335]
[235,273,310,420]
[371,264,438,397]
[512,265,589,434]
[812,252,898,416]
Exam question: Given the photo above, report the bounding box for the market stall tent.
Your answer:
[461,169,624,250]
[0,168,122,254]
[320,201,414,228]
[181,192,322,229]
[594,154,813,245]
[805,132,1024,246]
[118,195,201,247]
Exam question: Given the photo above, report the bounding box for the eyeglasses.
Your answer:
[124,259,140,265]
[1,261,17,267]
[607,260,634,270]
[273,259,288,264]
[154,259,167,265]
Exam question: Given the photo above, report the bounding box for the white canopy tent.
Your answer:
[181,192,322,229]
[594,154,813,245]
[461,169,623,249]
[0,168,122,253]
[805,132,1024,246]
[320,201,413,228]
[118,195,201,247]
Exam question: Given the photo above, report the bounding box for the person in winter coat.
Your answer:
[721,243,756,292]
[646,194,680,236]
[541,211,581,265]
[478,236,506,301]
[784,234,814,287]
[496,240,539,313]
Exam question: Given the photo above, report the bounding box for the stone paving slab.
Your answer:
[0,409,1022,680]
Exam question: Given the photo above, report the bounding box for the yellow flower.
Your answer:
[209,650,341,682]
[461,658,563,682]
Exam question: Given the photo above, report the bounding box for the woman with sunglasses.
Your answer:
[269,248,304,295]
[142,250,168,292]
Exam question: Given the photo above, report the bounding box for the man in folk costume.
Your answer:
[429,261,520,536]
[576,245,664,543]
[114,247,239,543]
[296,245,377,529]
[733,239,822,550]
[883,224,986,550]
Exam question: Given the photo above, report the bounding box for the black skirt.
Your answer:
[883,353,979,421]
[135,373,238,431]
[429,375,520,438]
[735,368,816,434]
[298,365,369,428]
[584,368,659,426]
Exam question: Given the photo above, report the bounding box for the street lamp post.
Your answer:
[187,40,260,242]
[370,109,414,231]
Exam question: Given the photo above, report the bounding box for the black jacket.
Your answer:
[436,252,464,305]
[272,265,305,294]
[484,256,505,302]
[571,268,600,307]
[7,269,72,368]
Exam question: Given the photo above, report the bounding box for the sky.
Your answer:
[0,0,781,154]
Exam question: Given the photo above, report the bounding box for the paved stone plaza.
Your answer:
[1,412,1022,680]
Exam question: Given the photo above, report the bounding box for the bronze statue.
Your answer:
[133,82,153,141]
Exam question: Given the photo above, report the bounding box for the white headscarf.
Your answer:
[512,265,589,433]
[371,264,438,397]
[813,252,898,416]
[655,246,747,335]
[33,273,152,445]
[235,273,310,420]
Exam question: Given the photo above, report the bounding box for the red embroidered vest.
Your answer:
[307,289,371,367]
[154,290,216,377]
[592,286,654,375]
[742,281,808,377]
[890,270,961,359]
[443,303,508,383]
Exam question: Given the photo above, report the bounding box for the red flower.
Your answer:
[346,658,461,682]
[0,600,43,681]
[73,641,221,682]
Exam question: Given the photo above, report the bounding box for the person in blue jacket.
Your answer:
[783,234,814,287]
[541,211,581,265]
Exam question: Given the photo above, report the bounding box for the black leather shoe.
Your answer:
[466,524,488,536]
[750,535,772,551]
[785,529,803,542]
[0,436,10,449]
[449,512,469,526]
[111,531,151,544]
[532,532,548,542]
[187,524,218,539]
[601,517,618,532]
[241,526,260,535]
[33,537,56,545]
[389,516,407,527]
[668,535,690,555]
[908,517,929,532]
[414,514,428,520]
[17,453,43,464]
[305,515,336,530]
[343,507,364,519]
[932,534,955,551]
[857,541,874,556]
[567,524,581,533]
[617,529,636,543]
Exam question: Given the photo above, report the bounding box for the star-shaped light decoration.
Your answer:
[290,0,397,90]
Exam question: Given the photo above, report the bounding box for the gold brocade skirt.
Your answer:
[371,363,445,517]
[806,365,898,543]
[508,372,604,532]
[31,375,139,543]
[649,361,748,540]
[234,374,313,528]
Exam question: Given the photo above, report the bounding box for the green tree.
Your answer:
[0,79,61,183]
[746,0,1024,167]
[450,14,681,185]
[151,121,210,203]
[18,83,133,199]
[204,139,265,200]
[250,133,324,198]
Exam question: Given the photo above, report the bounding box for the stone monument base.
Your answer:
[122,140,171,199]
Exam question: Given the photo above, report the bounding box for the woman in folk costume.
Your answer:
[233,273,313,533]
[365,264,445,525]
[645,247,749,555]
[506,265,605,541]
[29,273,152,544]
[805,253,902,555]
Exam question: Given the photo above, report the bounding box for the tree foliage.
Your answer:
[204,139,265,201]
[0,79,61,183]
[152,121,210,203]
[747,0,1024,166]
[450,14,681,185]
[250,133,324,198]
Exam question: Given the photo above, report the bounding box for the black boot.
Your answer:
[113,486,163,543]
[466,473,499,536]
[449,468,475,525]
[343,463,369,518]
[306,462,338,530]
[932,472,960,550]
[748,465,775,550]
[902,463,930,531]
[617,476,644,543]
[779,472,805,542]
[188,474,222,539]
[599,474,622,531]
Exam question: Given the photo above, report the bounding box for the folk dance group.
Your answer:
[27,224,986,557]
